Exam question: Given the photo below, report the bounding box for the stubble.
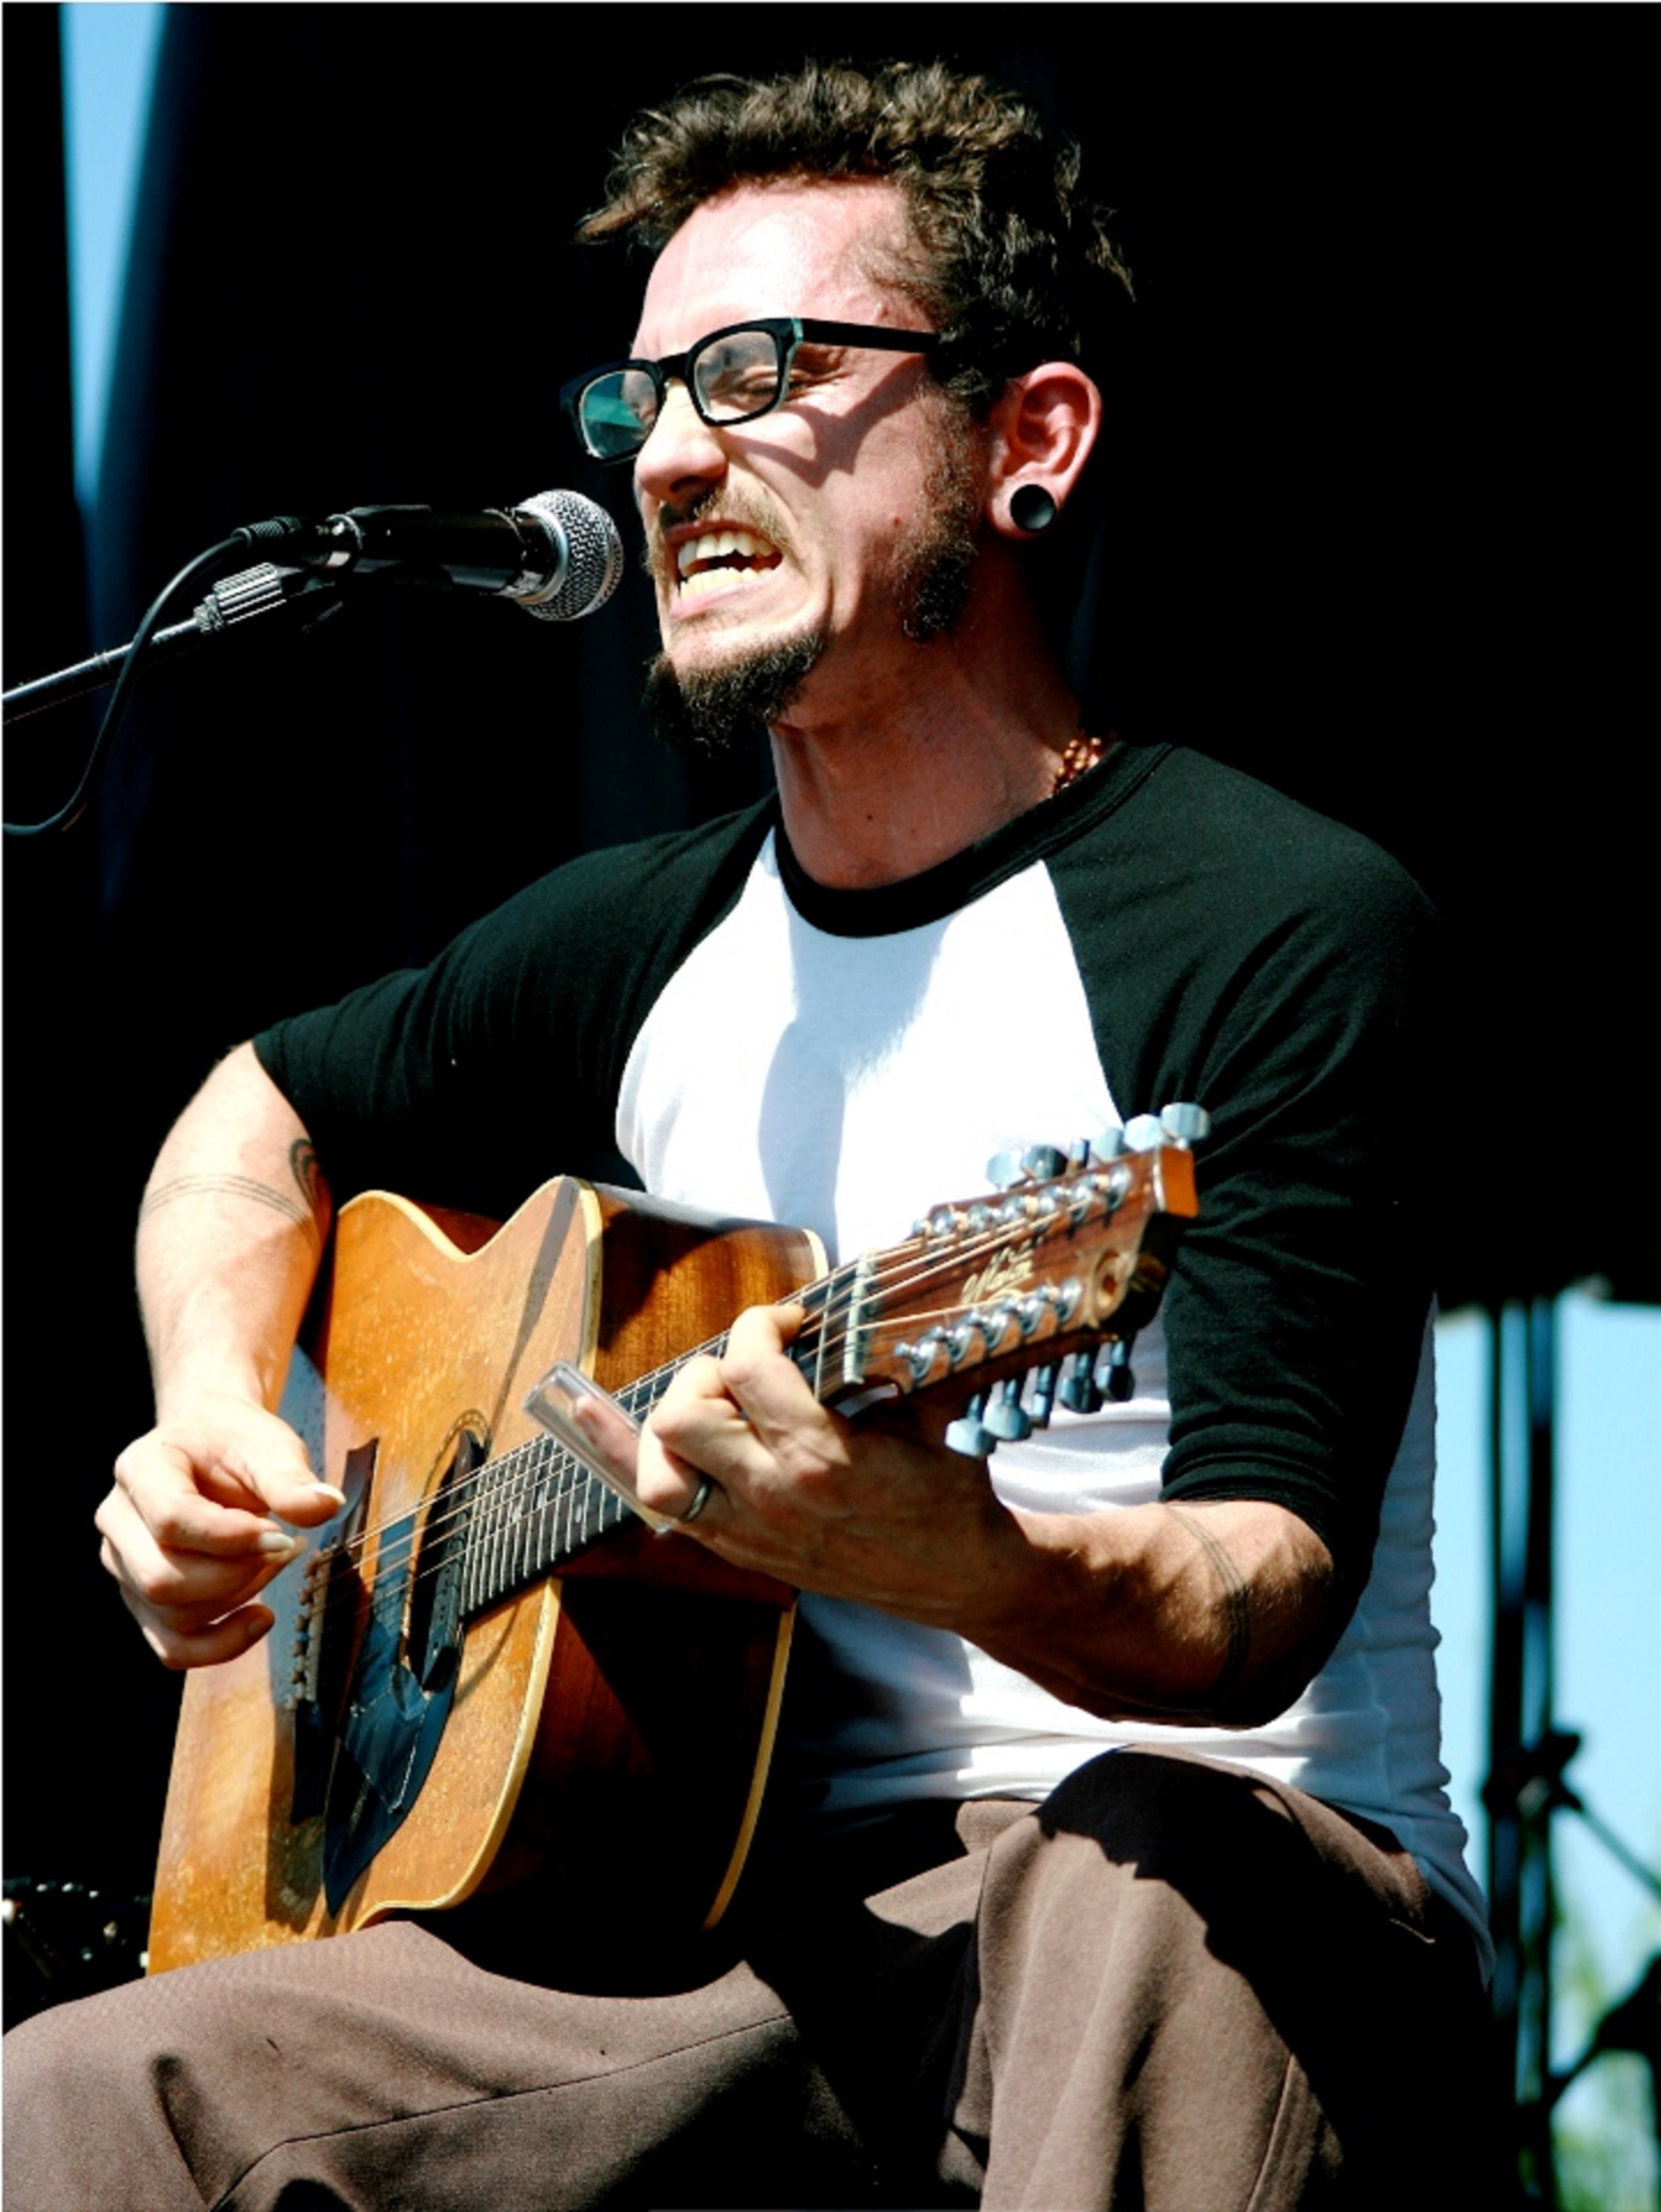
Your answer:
[644,405,984,756]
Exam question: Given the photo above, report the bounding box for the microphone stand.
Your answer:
[3,562,344,726]
[3,544,347,838]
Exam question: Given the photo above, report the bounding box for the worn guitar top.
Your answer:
[257,740,1489,1955]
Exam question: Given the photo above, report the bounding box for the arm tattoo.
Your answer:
[1167,1504,1252,1701]
[140,1172,321,1243]
[289,1139,324,1218]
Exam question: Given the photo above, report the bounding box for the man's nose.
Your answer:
[634,381,728,508]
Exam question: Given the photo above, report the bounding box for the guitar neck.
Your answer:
[440,1141,1191,1622]
[449,1258,869,1622]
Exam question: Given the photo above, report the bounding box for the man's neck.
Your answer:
[766,601,1086,891]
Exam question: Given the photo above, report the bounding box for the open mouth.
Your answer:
[674,528,784,599]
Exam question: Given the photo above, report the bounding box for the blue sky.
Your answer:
[1437,1305,1660,2063]
[58,4,1661,2185]
[61,5,166,509]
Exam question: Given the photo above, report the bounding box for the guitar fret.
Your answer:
[469,1466,488,1609]
[460,1480,480,1614]
[551,1465,571,1567]
[531,1442,552,1580]
[577,1472,600,1549]
[510,1451,532,1590]
[498,1476,514,1602]
[450,1441,641,1624]
[553,1465,571,1573]
[484,1460,503,1602]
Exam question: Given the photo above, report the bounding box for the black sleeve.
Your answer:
[253,802,774,1223]
[1051,748,1442,1601]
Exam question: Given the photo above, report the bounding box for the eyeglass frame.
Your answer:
[560,317,943,464]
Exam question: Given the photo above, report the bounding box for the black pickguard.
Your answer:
[318,1429,482,1914]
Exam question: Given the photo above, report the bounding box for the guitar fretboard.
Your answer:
[375,1156,1159,1630]
[452,1258,862,1620]
[453,1365,679,1619]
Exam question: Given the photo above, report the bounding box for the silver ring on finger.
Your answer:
[678,1474,716,1525]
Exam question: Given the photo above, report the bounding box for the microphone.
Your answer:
[258,490,625,622]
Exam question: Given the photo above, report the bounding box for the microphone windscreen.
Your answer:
[514,490,626,621]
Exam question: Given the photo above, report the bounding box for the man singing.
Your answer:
[5,58,1493,2211]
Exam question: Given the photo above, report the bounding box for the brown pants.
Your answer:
[2,1751,1497,2210]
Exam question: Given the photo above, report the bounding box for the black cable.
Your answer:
[4,522,298,839]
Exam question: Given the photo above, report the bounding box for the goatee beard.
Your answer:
[644,631,824,757]
[642,414,983,752]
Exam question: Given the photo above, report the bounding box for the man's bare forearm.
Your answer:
[965,1494,1338,1729]
[136,1043,332,1416]
[638,1307,1342,1732]
[100,1044,342,1668]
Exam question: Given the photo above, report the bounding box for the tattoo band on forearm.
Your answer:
[1168,1504,1251,1698]
[140,1172,321,1242]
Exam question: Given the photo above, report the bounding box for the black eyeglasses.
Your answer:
[561,317,941,464]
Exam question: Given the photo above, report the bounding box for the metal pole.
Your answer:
[1485,1297,1560,2205]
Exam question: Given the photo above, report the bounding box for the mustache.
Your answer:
[642,486,794,581]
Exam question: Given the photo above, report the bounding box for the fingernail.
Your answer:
[258,1530,304,1557]
[313,1485,347,1508]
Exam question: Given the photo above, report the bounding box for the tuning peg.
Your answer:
[1087,1126,1128,1164]
[1159,1101,1211,1146]
[1057,1350,1104,1414]
[983,1376,1034,1443]
[896,1330,948,1385]
[1029,1363,1060,1429]
[945,1393,995,1458]
[1103,1337,1137,1402]
[1122,1114,1167,1153]
[986,1142,1069,1190]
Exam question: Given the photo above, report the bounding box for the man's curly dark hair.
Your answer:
[580,58,1133,418]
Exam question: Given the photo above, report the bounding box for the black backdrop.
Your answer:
[5,8,1654,1902]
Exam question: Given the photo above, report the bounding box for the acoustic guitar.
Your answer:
[148,1132,1197,1973]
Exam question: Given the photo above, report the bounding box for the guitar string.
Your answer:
[317,1266,844,1573]
[298,1198,1119,1618]
[320,1281,1047,1594]
[300,1228,992,1602]
[297,1203,1119,1630]
[294,1288,1088,1652]
[300,1282,1123,1663]
[315,1197,1098,1579]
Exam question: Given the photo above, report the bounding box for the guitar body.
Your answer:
[149,1178,816,1973]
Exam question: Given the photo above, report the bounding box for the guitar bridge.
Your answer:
[286,1438,374,1825]
[282,1544,339,1714]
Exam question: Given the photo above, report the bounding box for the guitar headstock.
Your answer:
[805,1107,1205,1454]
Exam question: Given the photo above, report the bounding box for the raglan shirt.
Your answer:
[256,741,1489,1955]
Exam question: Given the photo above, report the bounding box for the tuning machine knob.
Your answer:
[1102,1337,1137,1402]
[986,1141,1069,1191]
[1158,1101,1211,1146]
[1057,1350,1104,1415]
[982,1376,1034,1443]
[946,1393,995,1458]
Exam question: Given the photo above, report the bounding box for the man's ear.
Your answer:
[983,364,1103,539]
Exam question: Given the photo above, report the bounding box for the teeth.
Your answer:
[674,528,777,585]
[681,566,747,597]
